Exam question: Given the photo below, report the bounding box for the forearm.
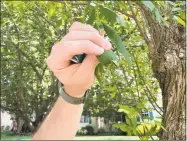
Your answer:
[32,96,83,140]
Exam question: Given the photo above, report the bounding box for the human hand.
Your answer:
[46,22,112,98]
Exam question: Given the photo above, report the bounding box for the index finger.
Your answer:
[69,22,99,34]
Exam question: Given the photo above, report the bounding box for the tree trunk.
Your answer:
[154,23,186,140]
[136,4,186,140]
[17,117,24,134]
[145,21,185,140]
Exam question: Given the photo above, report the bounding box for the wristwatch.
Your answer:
[58,82,89,105]
[58,54,89,105]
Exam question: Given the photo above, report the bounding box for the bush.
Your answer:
[5,126,10,130]
[112,129,127,135]
[97,128,106,135]
[84,125,94,135]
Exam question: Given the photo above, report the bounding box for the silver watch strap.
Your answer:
[59,87,89,105]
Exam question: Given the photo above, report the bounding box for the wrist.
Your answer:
[63,85,87,98]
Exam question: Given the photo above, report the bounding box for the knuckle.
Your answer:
[61,34,69,41]
[88,32,103,46]
[68,31,76,36]
[89,32,98,39]
[70,21,80,30]
[86,24,99,33]
[87,24,93,29]
[84,40,93,47]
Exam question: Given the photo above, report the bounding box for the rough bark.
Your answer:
[17,118,24,134]
[154,23,186,141]
[139,6,186,140]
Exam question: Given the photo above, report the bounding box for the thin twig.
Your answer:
[144,125,155,140]
[127,1,150,47]
[54,1,89,5]
[132,53,163,115]
[115,8,134,18]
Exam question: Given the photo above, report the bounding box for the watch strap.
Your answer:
[59,87,89,105]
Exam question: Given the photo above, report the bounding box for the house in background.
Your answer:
[1,110,13,130]
[136,93,163,123]
[1,93,163,132]
[1,111,109,132]
[79,116,110,132]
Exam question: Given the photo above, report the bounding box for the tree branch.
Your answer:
[4,6,43,81]
[115,8,134,18]
[16,47,43,81]
[54,1,89,5]
[127,1,151,47]
[132,53,163,115]
[33,8,60,36]
[132,65,141,102]
[1,105,21,113]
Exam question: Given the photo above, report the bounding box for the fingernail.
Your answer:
[104,39,111,49]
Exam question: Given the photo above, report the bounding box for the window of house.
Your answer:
[80,116,90,123]
[142,112,149,117]
[80,116,84,123]
[141,112,149,119]
[141,111,154,120]
[84,116,89,123]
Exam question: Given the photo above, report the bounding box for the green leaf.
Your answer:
[48,8,55,18]
[141,0,162,23]
[104,85,117,92]
[111,92,116,98]
[56,18,62,27]
[141,0,155,11]
[86,7,96,25]
[95,63,104,83]
[178,11,185,20]
[150,124,158,134]
[174,16,185,27]
[131,117,138,127]
[118,105,139,118]
[99,6,117,22]
[126,118,131,125]
[113,123,128,132]
[103,24,131,64]
[99,6,126,27]
[116,15,126,27]
[140,136,150,140]
[154,120,167,132]
[172,7,181,12]
[154,8,162,23]
[137,103,145,109]
[97,50,118,65]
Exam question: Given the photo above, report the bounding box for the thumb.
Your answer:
[78,55,99,74]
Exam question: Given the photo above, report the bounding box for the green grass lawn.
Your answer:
[1,130,157,140]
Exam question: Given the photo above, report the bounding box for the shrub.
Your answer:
[84,125,94,135]
[97,128,106,135]
[112,129,127,135]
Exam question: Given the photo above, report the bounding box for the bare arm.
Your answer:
[32,96,83,140]
[32,22,111,140]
